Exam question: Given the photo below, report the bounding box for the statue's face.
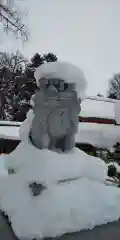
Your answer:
[38,77,76,92]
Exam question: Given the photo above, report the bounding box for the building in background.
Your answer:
[76,96,120,160]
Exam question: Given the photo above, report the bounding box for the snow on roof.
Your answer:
[80,98,115,119]
[0,125,20,140]
[0,121,21,140]
[75,122,120,149]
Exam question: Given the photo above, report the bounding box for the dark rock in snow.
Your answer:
[29,182,46,196]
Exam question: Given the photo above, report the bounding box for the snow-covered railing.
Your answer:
[0,121,21,127]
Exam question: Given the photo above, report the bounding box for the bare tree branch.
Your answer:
[0,0,29,41]
[108,73,120,100]
[0,50,28,72]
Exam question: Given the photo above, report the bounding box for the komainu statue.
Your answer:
[30,78,81,152]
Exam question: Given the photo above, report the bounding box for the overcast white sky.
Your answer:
[0,0,120,96]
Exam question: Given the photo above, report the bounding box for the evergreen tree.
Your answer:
[31,53,44,68]
[0,51,58,121]
[25,53,44,78]
[43,52,58,62]
[107,73,120,100]
[108,93,117,100]
[113,142,120,165]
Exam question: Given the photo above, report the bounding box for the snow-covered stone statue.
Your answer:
[30,81,80,152]
[1,61,120,240]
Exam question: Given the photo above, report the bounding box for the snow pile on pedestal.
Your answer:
[0,110,120,239]
[34,61,87,99]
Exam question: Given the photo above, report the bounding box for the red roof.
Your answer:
[79,116,116,125]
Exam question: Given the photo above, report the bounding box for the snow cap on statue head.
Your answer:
[34,61,87,100]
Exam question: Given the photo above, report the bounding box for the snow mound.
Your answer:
[1,109,120,239]
[34,61,87,99]
[1,173,120,239]
[0,142,111,240]
[4,143,107,185]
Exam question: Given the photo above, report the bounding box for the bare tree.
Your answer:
[108,73,120,100]
[0,0,29,40]
[0,50,28,73]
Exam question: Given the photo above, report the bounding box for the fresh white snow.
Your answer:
[75,122,120,149]
[0,126,20,140]
[0,139,109,239]
[0,121,21,140]
[34,61,87,99]
[80,99,115,119]
[0,109,120,239]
